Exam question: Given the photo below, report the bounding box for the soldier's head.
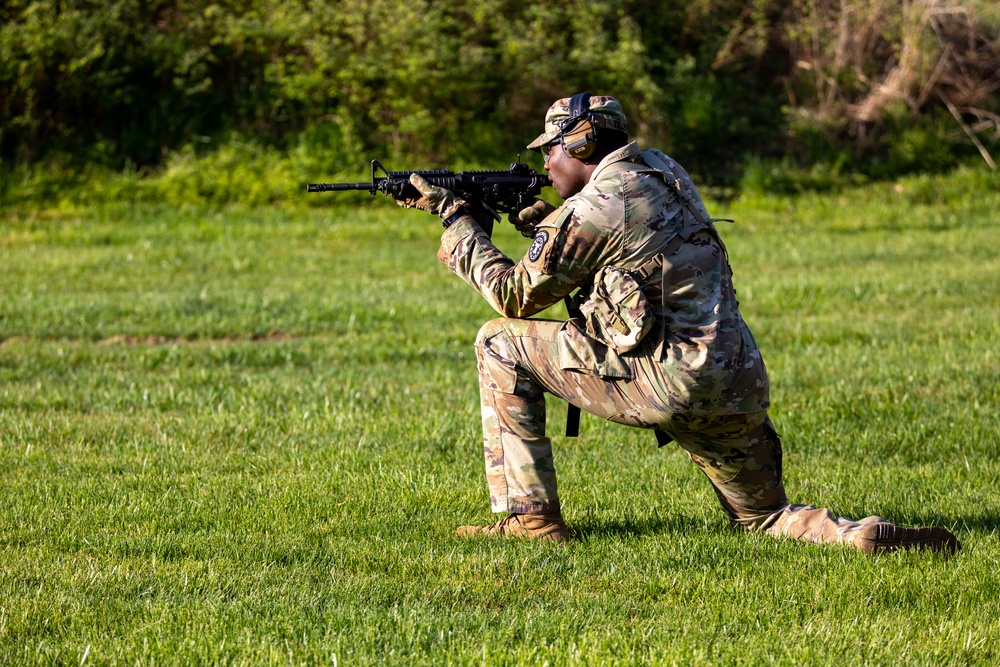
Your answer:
[527,93,629,163]
[528,93,629,198]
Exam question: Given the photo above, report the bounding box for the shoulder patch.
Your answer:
[528,230,549,262]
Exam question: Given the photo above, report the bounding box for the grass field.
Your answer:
[2,165,999,665]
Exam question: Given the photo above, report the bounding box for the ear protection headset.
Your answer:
[558,92,598,160]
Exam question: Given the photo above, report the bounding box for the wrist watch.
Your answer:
[442,207,468,229]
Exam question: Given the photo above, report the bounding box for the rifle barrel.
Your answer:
[306,182,370,192]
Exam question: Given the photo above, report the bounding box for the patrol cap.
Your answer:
[526,95,627,152]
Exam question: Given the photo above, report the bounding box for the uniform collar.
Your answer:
[589,141,642,182]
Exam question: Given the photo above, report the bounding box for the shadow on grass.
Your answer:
[877,510,1000,535]
[570,513,725,540]
[570,508,1000,544]
[953,511,1000,533]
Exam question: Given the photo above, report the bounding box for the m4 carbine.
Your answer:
[307,160,551,236]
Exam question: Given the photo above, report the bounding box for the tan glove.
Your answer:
[508,198,557,238]
[395,173,469,219]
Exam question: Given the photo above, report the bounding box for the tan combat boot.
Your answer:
[853,522,960,555]
[455,512,569,543]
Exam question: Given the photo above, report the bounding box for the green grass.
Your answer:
[1,164,999,665]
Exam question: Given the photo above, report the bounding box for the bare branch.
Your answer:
[942,93,997,170]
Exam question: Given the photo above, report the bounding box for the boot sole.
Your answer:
[856,524,960,555]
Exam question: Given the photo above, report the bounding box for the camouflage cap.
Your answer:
[526,95,627,152]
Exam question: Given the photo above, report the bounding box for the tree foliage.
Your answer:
[1,0,997,185]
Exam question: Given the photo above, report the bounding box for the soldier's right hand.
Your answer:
[509,198,557,238]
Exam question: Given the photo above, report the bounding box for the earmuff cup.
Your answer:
[562,119,597,159]
[560,92,598,160]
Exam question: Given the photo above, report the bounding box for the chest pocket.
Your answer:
[579,265,655,354]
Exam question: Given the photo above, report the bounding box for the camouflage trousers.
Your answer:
[475,317,890,547]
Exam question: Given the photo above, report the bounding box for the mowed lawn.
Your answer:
[1,167,999,665]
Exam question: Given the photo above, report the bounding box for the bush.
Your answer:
[1,0,996,195]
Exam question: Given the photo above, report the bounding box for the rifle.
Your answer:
[307,159,551,236]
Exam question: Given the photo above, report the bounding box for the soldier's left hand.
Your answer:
[508,198,557,238]
[395,174,469,219]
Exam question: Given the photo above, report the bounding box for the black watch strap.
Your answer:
[442,207,468,229]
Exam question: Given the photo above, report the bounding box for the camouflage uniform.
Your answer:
[435,99,930,549]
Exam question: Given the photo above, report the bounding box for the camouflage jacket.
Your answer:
[438,142,768,416]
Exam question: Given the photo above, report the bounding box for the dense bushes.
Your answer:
[1,0,998,193]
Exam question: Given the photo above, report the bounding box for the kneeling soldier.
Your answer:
[397,93,959,554]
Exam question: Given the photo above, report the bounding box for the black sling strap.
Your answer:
[563,293,584,437]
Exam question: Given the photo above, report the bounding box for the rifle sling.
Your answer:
[563,293,584,437]
[566,404,581,438]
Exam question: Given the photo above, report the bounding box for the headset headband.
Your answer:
[568,92,591,122]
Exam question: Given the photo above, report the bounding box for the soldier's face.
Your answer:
[544,142,589,199]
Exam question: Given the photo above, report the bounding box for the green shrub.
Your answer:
[1,0,996,195]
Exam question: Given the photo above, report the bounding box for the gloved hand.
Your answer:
[395,173,469,219]
[508,198,557,238]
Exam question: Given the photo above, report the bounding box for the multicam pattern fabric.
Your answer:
[526,95,627,151]
[474,316,890,547]
[439,141,767,415]
[438,141,928,548]
[670,413,890,546]
[578,264,653,353]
